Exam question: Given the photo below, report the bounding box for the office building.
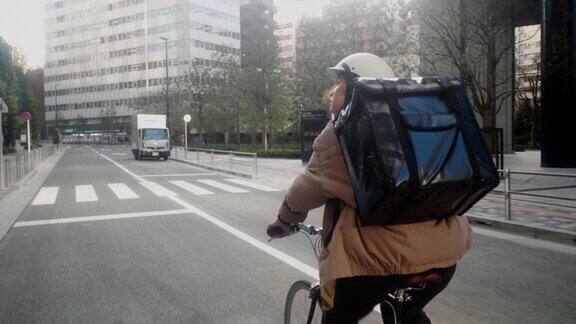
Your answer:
[240,0,276,69]
[275,22,297,70]
[44,0,241,139]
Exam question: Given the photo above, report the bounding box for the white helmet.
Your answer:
[328,53,396,78]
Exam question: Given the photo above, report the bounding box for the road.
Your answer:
[0,145,574,323]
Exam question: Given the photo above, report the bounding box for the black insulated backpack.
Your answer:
[334,77,500,226]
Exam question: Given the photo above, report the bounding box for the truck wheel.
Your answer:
[163,155,168,161]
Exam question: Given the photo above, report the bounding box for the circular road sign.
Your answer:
[183,114,191,123]
[20,111,31,122]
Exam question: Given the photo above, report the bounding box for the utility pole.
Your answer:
[0,96,8,189]
[54,83,60,139]
[160,37,170,132]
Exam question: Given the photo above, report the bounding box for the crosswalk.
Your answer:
[107,183,140,200]
[30,178,281,206]
[31,187,59,206]
[75,185,98,202]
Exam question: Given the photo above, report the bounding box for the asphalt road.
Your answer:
[0,145,574,323]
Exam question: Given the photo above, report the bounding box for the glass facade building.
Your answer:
[44,0,241,137]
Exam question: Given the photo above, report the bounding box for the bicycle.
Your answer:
[270,223,442,324]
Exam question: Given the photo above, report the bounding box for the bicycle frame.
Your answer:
[306,282,321,324]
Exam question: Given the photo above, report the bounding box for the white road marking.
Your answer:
[89,147,144,181]
[75,185,98,202]
[140,173,216,177]
[111,153,127,156]
[170,196,319,279]
[31,187,59,205]
[224,178,281,192]
[108,183,140,199]
[13,209,190,227]
[197,179,249,193]
[169,180,214,195]
[140,181,177,197]
[88,148,321,282]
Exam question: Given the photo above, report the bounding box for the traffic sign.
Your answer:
[0,96,8,113]
[183,114,191,123]
[20,111,32,122]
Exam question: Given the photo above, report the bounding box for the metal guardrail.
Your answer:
[1,145,60,190]
[494,169,576,221]
[172,146,258,177]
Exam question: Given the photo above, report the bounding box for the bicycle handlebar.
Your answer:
[267,223,322,242]
[291,224,322,236]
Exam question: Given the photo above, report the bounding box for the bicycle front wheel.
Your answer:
[284,280,322,324]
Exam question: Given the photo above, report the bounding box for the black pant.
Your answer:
[322,265,457,324]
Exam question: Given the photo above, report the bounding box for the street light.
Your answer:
[159,37,170,133]
[183,114,191,159]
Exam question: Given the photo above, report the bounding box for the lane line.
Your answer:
[140,181,178,197]
[169,180,214,195]
[140,173,216,178]
[108,183,140,199]
[90,149,319,280]
[75,185,98,202]
[170,196,319,279]
[89,147,576,321]
[31,187,59,206]
[224,178,281,192]
[197,179,249,193]
[14,209,190,227]
[89,147,145,181]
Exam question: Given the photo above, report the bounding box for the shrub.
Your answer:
[2,147,17,155]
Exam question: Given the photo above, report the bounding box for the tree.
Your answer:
[516,63,541,148]
[294,0,414,113]
[0,37,22,149]
[241,66,286,151]
[294,16,339,112]
[208,53,243,148]
[177,60,215,145]
[0,79,19,149]
[0,38,46,150]
[413,0,519,141]
[241,3,280,151]
[25,68,45,141]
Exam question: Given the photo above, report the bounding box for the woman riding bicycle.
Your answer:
[267,53,473,324]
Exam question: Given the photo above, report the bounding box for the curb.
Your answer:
[467,215,576,246]
[170,157,253,179]
[0,147,67,241]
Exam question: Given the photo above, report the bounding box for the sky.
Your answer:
[0,0,46,68]
[0,0,329,68]
[274,0,329,24]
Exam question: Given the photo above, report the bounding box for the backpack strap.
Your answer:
[378,80,419,224]
[432,77,483,218]
[323,198,342,248]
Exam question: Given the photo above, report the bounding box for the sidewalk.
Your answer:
[256,151,576,240]
[0,145,60,201]
[173,147,576,241]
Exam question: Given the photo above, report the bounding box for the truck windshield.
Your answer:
[142,129,168,140]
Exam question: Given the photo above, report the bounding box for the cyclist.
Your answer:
[267,53,473,324]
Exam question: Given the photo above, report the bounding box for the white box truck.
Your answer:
[131,114,170,161]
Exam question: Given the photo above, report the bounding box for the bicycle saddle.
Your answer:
[403,270,442,287]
